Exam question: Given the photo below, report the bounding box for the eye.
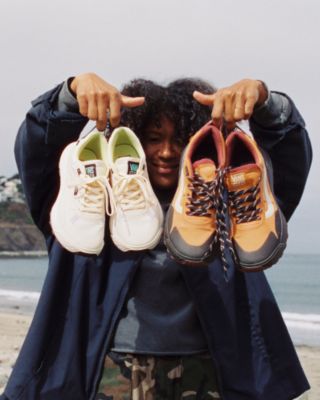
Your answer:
[149,136,160,142]
[145,133,162,143]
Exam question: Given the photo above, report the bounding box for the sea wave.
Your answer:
[0,289,319,319]
[0,251,47,258]
[282,312,320,345]
[0,289,40,301]
[283,312,320,330]
[0,289,319,322]
[0,290,319,345]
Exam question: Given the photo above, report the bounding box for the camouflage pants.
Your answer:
[95,351,221,400]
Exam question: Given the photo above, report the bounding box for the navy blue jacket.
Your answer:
[1,83,312,400]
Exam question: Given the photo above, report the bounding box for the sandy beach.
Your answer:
[0,311,318,399]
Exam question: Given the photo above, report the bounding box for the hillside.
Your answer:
[0,176,46,253]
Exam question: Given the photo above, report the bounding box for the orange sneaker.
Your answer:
[225,129,288,271]
[164,122,225,265]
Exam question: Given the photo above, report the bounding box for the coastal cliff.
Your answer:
[0,222,46,252]
[0,175,46,253]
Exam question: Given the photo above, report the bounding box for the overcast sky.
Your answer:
[0,0,319,254]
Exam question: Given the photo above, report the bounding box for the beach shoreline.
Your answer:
[0,251,47,258]
[0,311,319,398]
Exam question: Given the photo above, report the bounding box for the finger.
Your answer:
[121,95,145,108]
[224,93,234,123]
[234,91,245,121]
[193,91,215,106]
[96,118,107,132]
[109,93,121,127]
[87,93,98,121]
[212,96,224,126]
[96,95,108,131]
[244,96,257,119]
[77,94,88,117]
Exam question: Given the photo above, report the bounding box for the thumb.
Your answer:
[121,95,145,108]
[193,91,215,106]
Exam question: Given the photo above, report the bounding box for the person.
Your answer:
[0,72,312,400]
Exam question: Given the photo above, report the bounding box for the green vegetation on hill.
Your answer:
[0,190,46,251]
[0,202,33,224]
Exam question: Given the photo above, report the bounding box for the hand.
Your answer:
[70,73,145,130]
[193,79,268,129]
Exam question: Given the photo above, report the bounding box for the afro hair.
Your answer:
[120,77,216,145]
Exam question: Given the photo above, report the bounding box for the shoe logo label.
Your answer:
[230,173,245,186]
[85,164,97,178]
[128,161,139,175]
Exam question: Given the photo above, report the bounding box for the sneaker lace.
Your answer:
[228,180,261,224]
[112,175,149,211]
[184,168,240,279]
[212,168,238,280]
[186,173,216,217]
[185,171,231,269]
[75,176,113,216]
[185,168,262,279]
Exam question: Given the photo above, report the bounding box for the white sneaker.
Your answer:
[107,126,163,251]
[50,130,112,254]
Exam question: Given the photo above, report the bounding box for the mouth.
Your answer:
[152,163,179,175]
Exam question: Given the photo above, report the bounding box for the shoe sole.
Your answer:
[235,210,288,272]
[51,209,104,255]
[163,212,213,266]
[111,223,163,252]
[163,238,211,267]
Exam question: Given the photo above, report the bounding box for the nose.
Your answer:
[159,140,178,159]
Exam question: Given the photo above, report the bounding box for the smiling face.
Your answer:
[141,115,185,191]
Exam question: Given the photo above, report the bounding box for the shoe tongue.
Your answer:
[226,164,261,191]
[82,160,107,178]
[193,159,216,182]
[115,157,140,176]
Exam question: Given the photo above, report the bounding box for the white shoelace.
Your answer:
[73,176,114,216]
[112,174,150,211]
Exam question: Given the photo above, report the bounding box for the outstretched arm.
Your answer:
[15,73,145,237]
[193,79,312,220]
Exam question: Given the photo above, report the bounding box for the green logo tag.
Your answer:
[85,164,96,178]
[128,161,139,175]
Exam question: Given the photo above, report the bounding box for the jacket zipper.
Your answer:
[89,258,141,400]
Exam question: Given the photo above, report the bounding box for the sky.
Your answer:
[0,0,319,254]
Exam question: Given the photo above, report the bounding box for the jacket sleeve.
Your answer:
[249,91,312,221]
[15,83,88,237]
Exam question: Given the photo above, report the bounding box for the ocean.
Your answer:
[0,253,319,346]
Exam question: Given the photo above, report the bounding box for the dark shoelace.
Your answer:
[185,169,237,277]
[213,168,238,279]
[228,180,262,224]
[185,172,218,262]
[186,173,217,217]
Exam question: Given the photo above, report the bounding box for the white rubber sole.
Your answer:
[110,224,163,252]
[110,204,164,252]
[50,205,104,255]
